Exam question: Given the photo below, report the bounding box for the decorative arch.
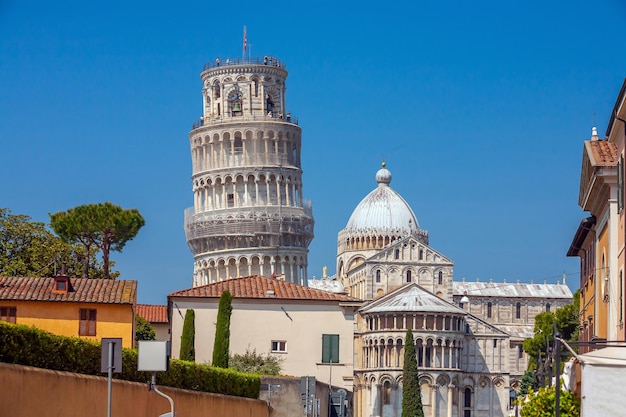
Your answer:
[436,374,450,386]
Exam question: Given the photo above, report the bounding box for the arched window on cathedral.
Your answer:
[383,380,392,405]
[395,249,400,259]
[516,302,521,319]
[463,388,473,417]
[487,302,492,318]
[419,249,424,260]
[438,271,443,285]
[546,303,551,312]
[406,270,412,283]
[376,270,381,283]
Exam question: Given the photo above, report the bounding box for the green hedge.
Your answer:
[0,322,260,398]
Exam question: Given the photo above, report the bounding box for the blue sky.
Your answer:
[2,1,625,304]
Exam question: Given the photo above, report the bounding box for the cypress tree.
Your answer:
[179,309,195,361]
[212,290,233,368]
[402,328,424,417]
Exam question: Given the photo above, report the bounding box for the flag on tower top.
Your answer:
[243,26,247,53]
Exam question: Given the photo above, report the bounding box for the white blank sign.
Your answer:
[138,341,170,372]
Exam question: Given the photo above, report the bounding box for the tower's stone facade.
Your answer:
[185,57,314,287]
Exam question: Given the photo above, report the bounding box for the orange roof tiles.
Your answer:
[169,275,361,303]
[0,276,137,304]
[587,139,618,165]
[137,304,168,323]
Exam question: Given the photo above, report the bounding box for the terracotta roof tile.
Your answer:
[169,275,361,302]
[587,139,618,165]
[0,276,137,304]
[137,304,168,323]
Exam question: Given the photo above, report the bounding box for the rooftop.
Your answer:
[343,163,420,235]
[585,139,618,166]
[361,283,466,315]
[453,281,573,299]
[137,304,168,323]
[0,276,137,304]
[169,275,361,303]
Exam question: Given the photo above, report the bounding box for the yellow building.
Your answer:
[567,215,596,352]
[570,128,619,343]
[0,275,137,348]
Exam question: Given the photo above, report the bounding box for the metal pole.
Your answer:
[267,384,272,417]
[328,361,332,417]
[107,340,114,417]
[555,335,561,417]
[151,372,175,417]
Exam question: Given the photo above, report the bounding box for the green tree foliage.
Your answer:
[135,315,156,342]
[523,291,580,369]
[519,386,580,417]
[556,289,580,346]
[179,309,195,362]
[402,328,424,417]
[212,290,233,368]
[519,370,535,396]
[229,348,283,375]
[0,208,96,277]
[523,312,556,369]
[49,202,145,279]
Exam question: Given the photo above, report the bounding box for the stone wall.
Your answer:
[0,362,267,417]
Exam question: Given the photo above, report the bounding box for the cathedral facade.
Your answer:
[333,164,573,417]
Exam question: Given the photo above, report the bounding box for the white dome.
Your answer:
[345,163,419,234]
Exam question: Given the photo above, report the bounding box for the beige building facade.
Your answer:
[168,276,361,392]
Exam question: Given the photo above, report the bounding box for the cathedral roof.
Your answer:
[453,281,573,299]
[360,283,466,315]
[343,163,419,235]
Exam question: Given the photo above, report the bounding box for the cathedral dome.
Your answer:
[344,163,419,235]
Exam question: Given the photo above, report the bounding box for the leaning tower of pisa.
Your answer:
[185,56,314,287]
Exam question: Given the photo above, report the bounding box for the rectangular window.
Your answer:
[516,303,521,319]
[322,334,339,363]
[518,345,524,358]
[271,340,287,353]
[79,308,97,336]
[0,306,16,323]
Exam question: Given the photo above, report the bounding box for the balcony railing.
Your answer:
[192,112,298,129]
[202,56,287,71]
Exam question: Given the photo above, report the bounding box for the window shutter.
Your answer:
[89,309,97,336]
[79,309,87,335]
[322,334,339,363]
[322,334,330,362]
